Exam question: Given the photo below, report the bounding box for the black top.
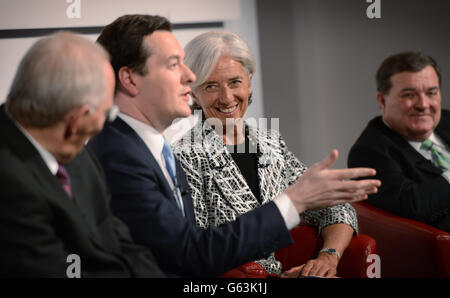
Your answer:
[227,134,261,203]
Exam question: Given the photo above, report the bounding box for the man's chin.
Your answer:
[408,127,434,141]
[170,109,192,123]
[180,107,192,118]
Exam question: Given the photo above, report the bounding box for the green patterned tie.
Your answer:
[421,139,450,171]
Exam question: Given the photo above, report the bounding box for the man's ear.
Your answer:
[118,66,139,96]
[376,91,386,113]
[64,105,90,139]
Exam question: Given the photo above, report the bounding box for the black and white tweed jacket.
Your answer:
[173,120,358,275]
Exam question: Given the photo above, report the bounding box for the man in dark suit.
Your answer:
[88,14,380,277]
[348,51,450,232]
[0,31,164,277]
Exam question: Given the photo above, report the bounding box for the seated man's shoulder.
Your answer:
[353,116,392,144]
[88,121,142,159]
[440,109,450,124]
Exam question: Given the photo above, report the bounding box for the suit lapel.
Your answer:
[250,127,287,205]
[111,119,173,191]
[0,106,97,237]
[435,111,450,148]
[65,153,104,233]
[375,117,443,176]
[420,112,450,175]
[110,118,191,218]
[175,161,195,221]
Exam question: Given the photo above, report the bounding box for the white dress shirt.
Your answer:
[381,119,450,183]
[119,113,299,229]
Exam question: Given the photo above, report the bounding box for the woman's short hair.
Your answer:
[6,31,109,127]
[376,51,442,94]
[184,30,256,95]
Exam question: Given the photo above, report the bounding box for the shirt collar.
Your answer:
[409,132,444,152]
[381,118,445,151]
[118,112,165,160]
[7,114,59,175]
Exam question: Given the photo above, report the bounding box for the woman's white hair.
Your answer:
[184,30,256,92]
[6,31,110,127]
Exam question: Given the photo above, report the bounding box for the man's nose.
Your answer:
[415,92,430,109]
[182,63,196,84]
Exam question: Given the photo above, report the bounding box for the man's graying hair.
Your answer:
[6,31,110,127]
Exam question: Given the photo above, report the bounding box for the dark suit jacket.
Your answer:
[348,110,450,232]
[0,106,164,277]
[88,117,293,277]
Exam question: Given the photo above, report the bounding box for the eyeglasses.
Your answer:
[105,104,119,123]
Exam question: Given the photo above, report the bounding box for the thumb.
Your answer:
[314,149,339,170]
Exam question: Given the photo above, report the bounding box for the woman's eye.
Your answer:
[204,85,217,91]
[230,80,242,87]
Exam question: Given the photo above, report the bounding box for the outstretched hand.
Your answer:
[285,149,381,214]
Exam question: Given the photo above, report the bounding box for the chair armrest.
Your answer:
[353,202,450,277]
[221,262,277,278]
[275,225,319,271]
[338,233,377,278]
[223,224,377,278]
[275,225,376,278]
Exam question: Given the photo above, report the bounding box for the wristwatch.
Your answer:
[319,248,341,260]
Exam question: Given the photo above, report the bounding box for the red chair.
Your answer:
[353,201,450,278]
[222,225,377,278]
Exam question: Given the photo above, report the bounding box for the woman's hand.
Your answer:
[282,253,339,278]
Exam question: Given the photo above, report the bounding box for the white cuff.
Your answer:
[273,192,300,230]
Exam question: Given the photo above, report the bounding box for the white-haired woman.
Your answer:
[174,31,357,277]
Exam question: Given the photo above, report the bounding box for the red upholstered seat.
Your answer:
[353,201,450,278]
[222,225,377,278]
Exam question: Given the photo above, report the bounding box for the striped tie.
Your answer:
[56,164,73,199]
[421,139,450,171]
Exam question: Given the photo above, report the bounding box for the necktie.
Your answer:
[421,139,450,171]
[56,164,73,199]
[162,138,185,216]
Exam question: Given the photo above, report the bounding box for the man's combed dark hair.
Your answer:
[97,14,172,88]
[376,51,442,94]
